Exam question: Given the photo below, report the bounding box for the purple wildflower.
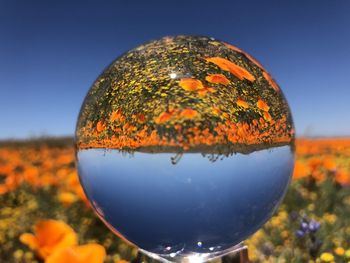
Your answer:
[295,217,321,238]
[301,221,309,231]
[296,229,306,237]
[308,220,321,232]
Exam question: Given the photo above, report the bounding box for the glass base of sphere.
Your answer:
[140,242,246,263]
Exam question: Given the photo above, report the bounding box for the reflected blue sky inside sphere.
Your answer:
[77,145,294,261]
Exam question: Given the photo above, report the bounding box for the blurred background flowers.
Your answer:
[1,137,350,262]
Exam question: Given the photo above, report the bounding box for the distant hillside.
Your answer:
[0,136,74,148]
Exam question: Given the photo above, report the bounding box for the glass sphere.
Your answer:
[75,35,295,262]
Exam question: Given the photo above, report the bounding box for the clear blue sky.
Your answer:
[1,0,349,139]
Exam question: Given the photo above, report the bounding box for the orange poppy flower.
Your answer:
[23,167,39,186]
[212,106,221,115]
[262,71,279,92]
[154,111,174,124]
[263,111,272,122]
[335,169,349,186]
[122,123,137,133]
[179,108,198,119]
[154,112,172,124]
[308,157,323,171]
[179,78,205,91]
[58,191,78,206]
[19,219,78,259]
[134,113,145,123]
[197,86,216,97]
[222,112,229,119]
[46,243,106,263]
[0,173,20,194]
[293,161,310,179]
[96,121,106,133]
[205,57,256,82]
[256,99,270,112]
[179,78,215,96]
[323,156,337,171]
[236,99,249,109]
[113,127,122,133]
[0,163,15,175]
[205,74,230,85]
[110,109,124,122]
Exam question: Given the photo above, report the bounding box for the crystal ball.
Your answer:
[76,35,295,262]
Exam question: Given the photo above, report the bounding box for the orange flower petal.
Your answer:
[256,99,270,112]
[222,112,229,119]
[263,111,272,122]
[205,57,255,82]
[58,192,78,206]
[20,233,38,250]
[75,244,106,262]
[205,74,230,85]
[236,99,249,109]
[293,161,310,179]
[323,156,337,171]
[46,244,106,263]
[135,113,145,123]
[308,157,322,171]
[179,78,204,91]
[179,108,198,119]
[154,112,173,124]
[27,220,78,259]
[335,170,349,185]
[212,106,221,115]
[197,86,216,97]
[110,109,124,122]
[96,121,105,133]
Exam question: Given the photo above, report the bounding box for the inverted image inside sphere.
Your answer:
[76,35,294,153]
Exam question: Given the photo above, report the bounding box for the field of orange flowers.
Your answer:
[1,137,350,263]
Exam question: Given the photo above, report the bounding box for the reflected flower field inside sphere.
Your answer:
[75,35,295,262]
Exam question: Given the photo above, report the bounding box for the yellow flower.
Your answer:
[14,249,24,259]
[320,252,334,262]
[323,213,337,224]
[279,211,288,220]
[334,247,345,256]
[270,217,281,227]
[309,192,317,201]
[281,230,289,238]
[345,249,350,258]
[308,203,315,211]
